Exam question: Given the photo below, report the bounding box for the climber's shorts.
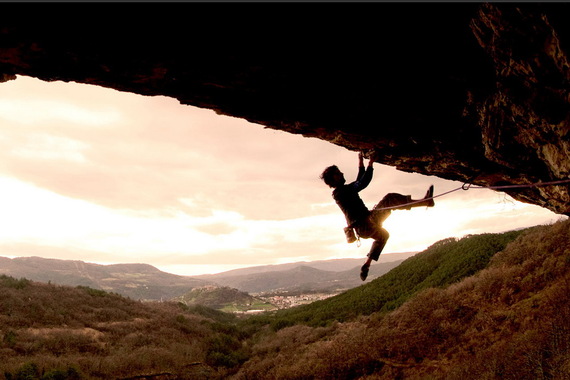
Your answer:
[355,193,411,240]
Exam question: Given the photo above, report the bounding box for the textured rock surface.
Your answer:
[0,3,569,214]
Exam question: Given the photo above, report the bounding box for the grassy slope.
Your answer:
[244,228,525,330]
[232,219,570,379]
[174,286,275,312]
[0,278,238,379]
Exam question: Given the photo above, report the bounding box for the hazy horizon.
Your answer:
[1,249,419,278]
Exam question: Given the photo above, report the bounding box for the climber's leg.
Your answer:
[374,185,435,211]
[360,228,390,281]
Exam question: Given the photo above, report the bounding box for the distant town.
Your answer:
[256,291,339,310]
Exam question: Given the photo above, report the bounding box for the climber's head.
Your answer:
[320,165,345,188]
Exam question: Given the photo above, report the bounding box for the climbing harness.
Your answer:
[371,178,570,212]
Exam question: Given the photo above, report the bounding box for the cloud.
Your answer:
[9,133,89,163]
[193,221,239,236]
[0,76,342,221]
[0,98,120,126]
[0,243,121,264]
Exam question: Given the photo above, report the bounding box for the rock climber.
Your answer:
[320,152,434,281]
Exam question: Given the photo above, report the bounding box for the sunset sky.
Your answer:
[0,75,565,276]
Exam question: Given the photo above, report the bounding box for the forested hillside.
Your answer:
[244,228,525,330]
[232,219,570,379]
[0,254,412,299]
[1,219,568,379]
[0,258,211,301]
[0,278,236,378]
[173,286,275,313]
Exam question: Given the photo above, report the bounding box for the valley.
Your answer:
[1,220,568,379]
[0,252,415,311]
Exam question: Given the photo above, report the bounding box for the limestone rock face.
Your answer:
[0,3,568,214]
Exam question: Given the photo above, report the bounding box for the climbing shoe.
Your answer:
[360,264,369,281]
[424,185,435,207]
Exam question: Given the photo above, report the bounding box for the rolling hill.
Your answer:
[195,252,416,278]
[194,252,416,294]
[0,274,228,378]
[0,256,212,301]
[173,285,275,313]
[0,252,415,300]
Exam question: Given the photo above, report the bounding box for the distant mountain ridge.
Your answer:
[0,252,417,300]
[0,256,212,301]
[194,252,417,294]
[199,252,416,278]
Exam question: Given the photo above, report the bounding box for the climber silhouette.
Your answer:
[320,152,434,281]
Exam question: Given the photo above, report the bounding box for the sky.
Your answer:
[0,75,565,276]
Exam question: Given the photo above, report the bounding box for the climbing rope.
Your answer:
[372,178,570,212]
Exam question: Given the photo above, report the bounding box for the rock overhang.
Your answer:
[0,3,568,215]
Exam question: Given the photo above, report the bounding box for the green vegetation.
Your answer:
[174,286,275,313]
[0,280,234,378]
[219,301,274,314]
[244,229,524,330]
[0,275,31,290]
[1,220,569,379]
[4,362,81,380]
[233,220,570,379]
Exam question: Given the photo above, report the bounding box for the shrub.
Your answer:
[6,362,38,380]
[41,367,82,380]
[0,275,31,290]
